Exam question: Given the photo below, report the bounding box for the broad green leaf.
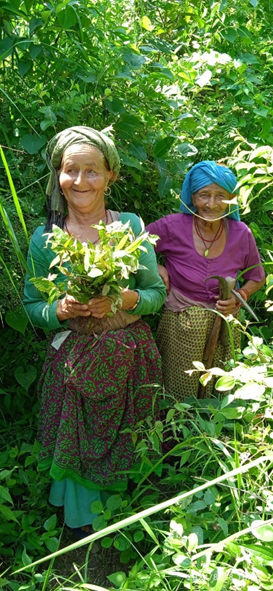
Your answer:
[57,5,78,29]
[179,113,197,131]
[251,520,273,542]
[187,500,207,512]
[180,450,191,467]
[196,69,212,88]
[14,365,37,392]
[209,567,229,591]
[187,532,198,552]
[129,142,147,162]
[29,18,44,33]
[91,500,104,514]
[218,517,228,536]
[0,37,14,60]
[21,134,47,154]
[123,51,146,69]
[235,383,265,400]
[249,146,272,161]
[106,495,122,512]
[238,26,253,41]
[45,537,59,552]
[204,489,216,505]
[158,176,172,197]
[120,152,142,170]
[87,267,103,278]
[154,136,175,158]
[134,530,144,542]
[140,16,153,31]
[176,143,198,157]
[0,485,13,504]
[240,543,273,563]
[192,361,205,370]
[178,70,193,82]
[105,98,126,114]
[17,60,32,77]
[44,514,57,532]
[215,375,236,391]
[29,44,42,59]
[21,546,32,566]
[172,553,191,567]
[0,504,18,522]
[101,536,113,548]
[107,571,127,587]
[5,307,28,334]
[221,28,237,43]
[92,515,108,531]
[220,406,244,419]
[77,72,97,83]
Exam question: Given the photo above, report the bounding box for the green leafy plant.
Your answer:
[30,220,157,310]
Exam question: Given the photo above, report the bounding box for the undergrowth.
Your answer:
[1,324,273,591]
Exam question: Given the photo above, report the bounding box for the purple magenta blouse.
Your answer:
[146,214,265,305]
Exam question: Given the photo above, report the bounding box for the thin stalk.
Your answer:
[0,200,30,273]
[0,146,29,244]
[0,87,41,135]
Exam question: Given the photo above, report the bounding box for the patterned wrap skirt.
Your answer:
[156,307,241,402]
[37,320,162,491]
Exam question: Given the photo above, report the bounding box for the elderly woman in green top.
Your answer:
[23,126,166,537]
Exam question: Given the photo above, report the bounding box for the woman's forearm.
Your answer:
[240,278,265,298]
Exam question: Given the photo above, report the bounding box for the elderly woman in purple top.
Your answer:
[147,161,265,401]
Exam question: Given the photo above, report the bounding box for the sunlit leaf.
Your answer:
[140,16,153,31]
[251,520,273,542]
[215,375,236,391]
[196,69,212,88]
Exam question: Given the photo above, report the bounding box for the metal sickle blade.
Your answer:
[231,289,259,322]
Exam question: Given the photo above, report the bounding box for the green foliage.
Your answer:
[1,0,273,314]
[30,220,157,308]
[1,1,273,589]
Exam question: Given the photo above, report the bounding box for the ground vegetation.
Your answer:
[1,0,273,589]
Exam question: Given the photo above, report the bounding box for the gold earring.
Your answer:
[104,186,111,196]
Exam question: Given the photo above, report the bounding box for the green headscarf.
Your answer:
[45,126,120,227]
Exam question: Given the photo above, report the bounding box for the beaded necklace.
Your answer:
[194,217,224,257]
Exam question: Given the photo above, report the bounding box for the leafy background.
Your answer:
[1,0,273,589]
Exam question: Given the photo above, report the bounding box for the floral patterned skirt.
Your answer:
[37,320,162,490]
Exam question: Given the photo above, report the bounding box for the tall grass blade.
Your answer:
[0,200,30,274]
[12,455,269,575]
[0,146,29,244]
[0,88,41,135]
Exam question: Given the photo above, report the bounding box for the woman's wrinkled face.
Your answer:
[59,144,114,213]
[191,183,233,221]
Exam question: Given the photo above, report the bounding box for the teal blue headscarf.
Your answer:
[180,161,240,220]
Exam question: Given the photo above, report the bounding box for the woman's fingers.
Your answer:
[215,295,238,316]
[56,295,91,321]
[87,297,112,318]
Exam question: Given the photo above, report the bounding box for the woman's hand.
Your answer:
[215,294,239,316]
[121,289,139,311]
[87,297,113,318]
[157,264,170,292]
[56,294,94,321]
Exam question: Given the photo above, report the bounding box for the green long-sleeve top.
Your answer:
[23,212,166,331]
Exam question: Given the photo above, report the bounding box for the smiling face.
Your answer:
[191,183,234,221]
[59,144,114,214]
